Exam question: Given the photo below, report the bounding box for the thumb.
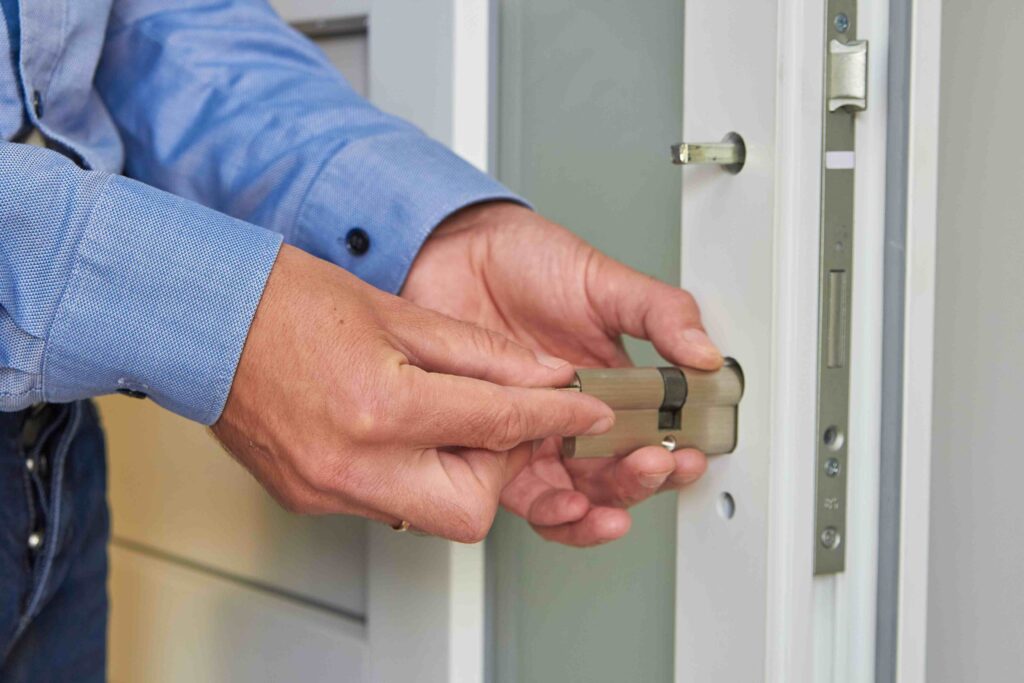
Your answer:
[586,255,723,370]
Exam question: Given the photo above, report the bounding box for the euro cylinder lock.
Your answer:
[560,360,744,458]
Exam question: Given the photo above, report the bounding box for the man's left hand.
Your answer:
[403,202,723,546]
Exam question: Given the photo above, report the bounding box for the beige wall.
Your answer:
[927,1,1024,679]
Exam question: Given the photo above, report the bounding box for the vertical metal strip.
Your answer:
[875,0,912,675]
[814,0,858,575]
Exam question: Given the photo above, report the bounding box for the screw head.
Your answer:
[825,458,842,477]
[834,13,850,33]
[820,527,841,550]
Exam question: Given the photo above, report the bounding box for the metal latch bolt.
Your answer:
[560,361,744,459]
[671,132,746,174]
[828,39,868,112]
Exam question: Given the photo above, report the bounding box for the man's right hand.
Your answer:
[212,245,614,542]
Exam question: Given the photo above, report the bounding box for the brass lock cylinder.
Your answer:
[561,360,744,459]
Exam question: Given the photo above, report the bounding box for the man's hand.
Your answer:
[213,245,614,543]
[403,202,723,546]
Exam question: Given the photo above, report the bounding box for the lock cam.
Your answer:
[560,360,744,459]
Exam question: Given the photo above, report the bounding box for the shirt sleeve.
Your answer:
[0,142,282,424]
[97,0,524,295]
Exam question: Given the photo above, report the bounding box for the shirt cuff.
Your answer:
[44,175,283,425]
[293,131,526,294]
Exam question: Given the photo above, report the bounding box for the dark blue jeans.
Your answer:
[0,401,108,682]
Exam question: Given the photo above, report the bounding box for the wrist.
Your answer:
[432,200,534,238]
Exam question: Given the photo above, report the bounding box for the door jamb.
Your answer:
[893,0,943,679]
[365,2,494,682]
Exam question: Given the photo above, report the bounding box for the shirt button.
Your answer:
[116,388,148,399]
[25,457,35,473]
[345,228,371,256]
[31,90,43,118]
[28,531,43,550]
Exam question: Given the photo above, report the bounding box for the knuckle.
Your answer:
[344,395,391,444]
[671,288,699,313]
[474,326,507,357]
[618,485,647,508]
[446,500,496,544]
[485,403,528,451]
[559,398,587,433]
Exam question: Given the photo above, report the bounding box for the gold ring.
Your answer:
[391,520,410,532]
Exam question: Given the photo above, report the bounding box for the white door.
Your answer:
[105,2,494,681]
[671,0,940,680]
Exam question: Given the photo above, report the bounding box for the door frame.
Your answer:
[359,1,495,681]
[674,0,940,680]
[892,0,943,679]
[278,1,495,680]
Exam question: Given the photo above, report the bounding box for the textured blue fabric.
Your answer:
[0,0,521,423]
[0,143,282,424]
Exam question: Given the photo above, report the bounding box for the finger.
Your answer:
[585,256,723,370]
[568,446,677,508]
[390,305,576,387]
[451,441,536,499]
[659,448,708,490]
[396,367,615,452]
[530,507,632,547]
[366,443,533,543]
[525,488,590,527]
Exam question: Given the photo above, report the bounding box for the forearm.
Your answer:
[99,0,521,294]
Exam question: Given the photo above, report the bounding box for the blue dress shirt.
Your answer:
[0,0,518,424]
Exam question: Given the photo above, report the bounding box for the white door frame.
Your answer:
[362,2,494,682]
[893,0,943,679]
[674,0,940,679]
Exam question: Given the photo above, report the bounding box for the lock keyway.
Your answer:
[560,360,744,459]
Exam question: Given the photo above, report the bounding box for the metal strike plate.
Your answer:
[671,132,746,174]
[814,0,866,575]
[828,39,868,112]
[560,361,744,459]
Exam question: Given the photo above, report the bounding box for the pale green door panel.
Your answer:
[489,1,685,681]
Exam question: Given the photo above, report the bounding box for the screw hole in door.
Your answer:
[823,425,845,451]
[717,492,736,520]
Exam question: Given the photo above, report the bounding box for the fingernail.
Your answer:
[535,351,570,370]
[585,416,615,435]
[682,328,721,355]
[639,472,671,489]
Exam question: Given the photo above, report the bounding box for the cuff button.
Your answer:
[345,228,371,256]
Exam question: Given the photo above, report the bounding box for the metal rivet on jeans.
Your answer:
[25,458,35,472]
[28,532,43,550]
